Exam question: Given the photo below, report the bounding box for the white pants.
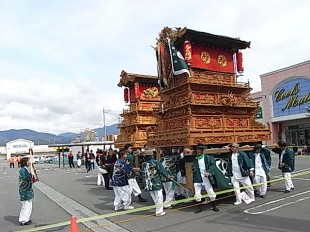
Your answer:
[283,172,294,191]
[163,181,175,207]
[113,185,132,210]
[97,173,105,186]
[128,178,142,197]
[150,189,164,215]
[231,175,255,202]
[19,200,32,223]
[253,174,267,196]
[175,172,188,197]
[194,178,216,202]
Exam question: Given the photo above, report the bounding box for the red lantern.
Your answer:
[183,40,192,65]
[236,51,244,73]
[124,88,129,103]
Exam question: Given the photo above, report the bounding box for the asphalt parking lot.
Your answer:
[1,154,310,232]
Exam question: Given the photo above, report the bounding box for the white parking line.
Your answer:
[272,168,310,178]
[292,178,310,181]
[244,190,310,215]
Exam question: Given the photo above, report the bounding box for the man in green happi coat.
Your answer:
[141,150,172,217]
[124,143,147,202]
[273,141,295,193]
[185,144,219,213]
[160,148,179,208]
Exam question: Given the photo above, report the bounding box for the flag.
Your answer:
[156,42,170,87]
[167,38,190,76]
[211,158,233,189]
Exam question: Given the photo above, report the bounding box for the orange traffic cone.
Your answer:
[70,216,79,232]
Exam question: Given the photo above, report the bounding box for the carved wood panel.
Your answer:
[192,136,233,144]
[236,134,270,142]
[191,92,218,104]
[194,117,222,128]
[191,70,234,83]
[225,118,249,127]
[164,117,189,130]
[148,137,188,147]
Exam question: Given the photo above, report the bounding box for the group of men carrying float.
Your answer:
[110,140,295,216]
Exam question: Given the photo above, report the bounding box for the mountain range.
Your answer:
[0,124,119,146]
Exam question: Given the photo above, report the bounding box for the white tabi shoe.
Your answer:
[124,205,134,210]
[234,201,242,206]
[155,212,166,217]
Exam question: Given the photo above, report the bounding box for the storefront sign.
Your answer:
[12,144,29,148]
[272,77,310,117]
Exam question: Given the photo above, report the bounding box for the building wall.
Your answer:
[259,60,310,144]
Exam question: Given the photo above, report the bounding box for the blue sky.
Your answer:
[0,0,309,134]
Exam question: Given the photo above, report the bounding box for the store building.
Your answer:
[6,139,34,160]
[254,60,310,146]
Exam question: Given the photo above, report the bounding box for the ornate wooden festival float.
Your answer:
[148,27,270,150]
[115,70,162,149]
[146,27,271,192]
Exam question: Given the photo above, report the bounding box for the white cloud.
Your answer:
[0,0,309,134]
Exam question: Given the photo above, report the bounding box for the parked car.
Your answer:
[45,155,54,163]
[24,155,40,164]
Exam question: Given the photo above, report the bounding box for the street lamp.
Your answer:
[103,108,108,141]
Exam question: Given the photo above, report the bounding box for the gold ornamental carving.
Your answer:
[193,136,233,144]
[195,117,222,128]
[236,134,270,142]
[226,118,249,127]
[148,138,188,147]
[140,87,160,100]
[192,92,217,104]
[184,44,192,61]
[217,55,227,67]
[162,108,188,119]
[164,117,189,130]
[200,51,211,64]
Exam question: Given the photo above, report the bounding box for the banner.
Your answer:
[191,45,234,73]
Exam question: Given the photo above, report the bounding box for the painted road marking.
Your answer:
[244,190,310,215]
[32,181,129,232]
[272,168,310,178]
[292,177,310,181]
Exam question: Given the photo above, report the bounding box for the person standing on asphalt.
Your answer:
[185,144,219,213]
[18,157,34,226]
[68,151,75,168]
[85,150,91,172]
[111,149,138,211]
[226,142,255,205]
[160,148,178,209]
[90,150,96,170]
[248,144,270,198]
[274,141,295,193]
[76,151,82,168]
[141,149,171,216]
[96,150,112,190]
[17,155,22,168]
[124,144,147,202]
[9,156,15,168]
